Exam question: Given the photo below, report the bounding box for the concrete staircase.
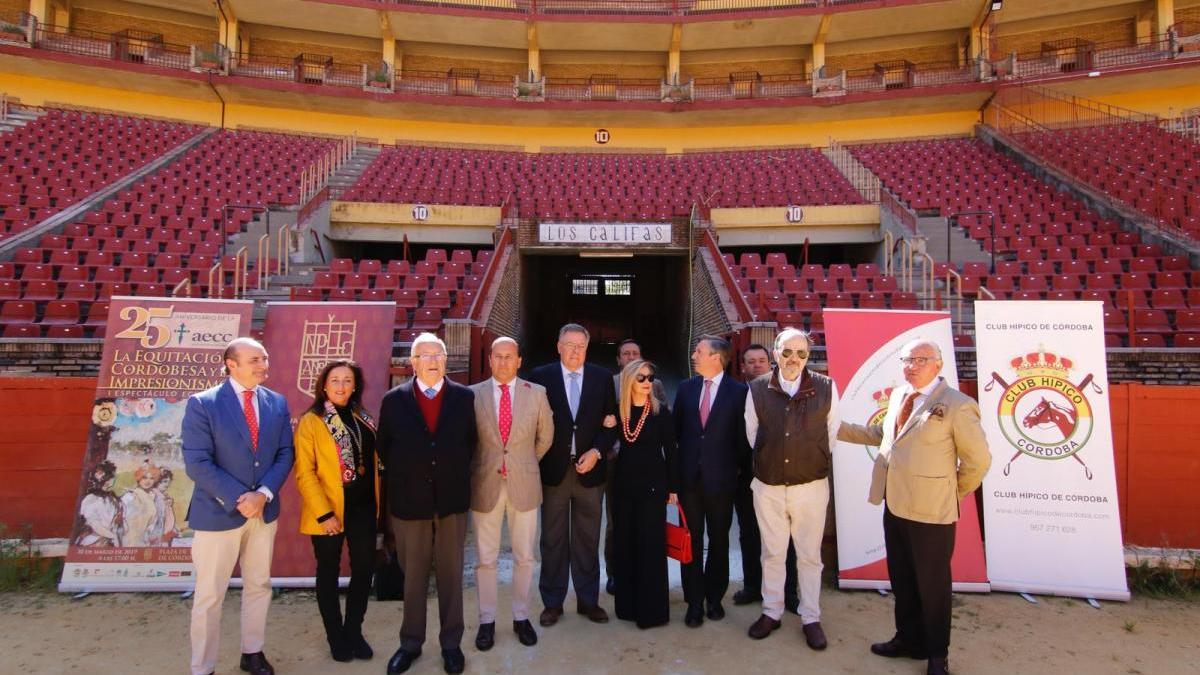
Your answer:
[327,144,382,199]
[916,215,994,271]
[0,105,42,134]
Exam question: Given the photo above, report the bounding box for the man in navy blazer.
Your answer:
[379,333,477,675]
[674,335,749,628]
[528,323,617,627]
[183,337,293,675]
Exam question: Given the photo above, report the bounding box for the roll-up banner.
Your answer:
[975,301,1129,601]
[261,301,397,582]
[60,298,253,592]
[823,309,989,592]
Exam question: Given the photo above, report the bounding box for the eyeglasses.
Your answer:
[900,356,936,366]
[635,373,657,383]
[413,353,446,361]
[560,342,587,352]
[779,349,809,359]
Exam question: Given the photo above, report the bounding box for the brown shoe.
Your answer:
[577,604,609,623]
[747,614,782,640]
[539,606,563,627]
[802,622,827,650]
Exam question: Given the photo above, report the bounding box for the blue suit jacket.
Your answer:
[673,374,750,495]
[182,380,294,531]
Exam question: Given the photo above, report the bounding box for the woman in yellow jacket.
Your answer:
[294,358,381,663]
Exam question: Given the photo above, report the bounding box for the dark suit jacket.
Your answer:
[376,379,477,520]
[181,380,294,531]
[673,374,750,495]
[529,362,616,488]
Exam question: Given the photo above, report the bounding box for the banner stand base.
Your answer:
[839,579,991,594]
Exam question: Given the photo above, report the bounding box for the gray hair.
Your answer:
[222,337,267,375]
[410,332,447,358]
[558,323,589,342]
[900,337,942,361]
[773,328,811,353]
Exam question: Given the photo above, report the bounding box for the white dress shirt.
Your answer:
[228,378,274,502]
[743,370,840,449]
[490,377,517,426]
[698,371,724,414]
[415,377,445,396]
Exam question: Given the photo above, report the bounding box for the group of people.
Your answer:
[181,327,990,675]
[75,458,179,548]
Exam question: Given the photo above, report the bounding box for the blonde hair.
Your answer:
[618,359,659,423]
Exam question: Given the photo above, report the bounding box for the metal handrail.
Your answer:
[914,250,936,310]
[944,268,963,327]
[278,223,291,276]
[171,277,191,297]
[882,230,893,277]
[896,238,914,293]
[207,261,223,299]
[234,246,248,298]
[257,233,270,290]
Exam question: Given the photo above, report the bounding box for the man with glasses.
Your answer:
[529,323,618,627]
[838,338,990,675]
[380,333,477,675]
[743,329,838,650]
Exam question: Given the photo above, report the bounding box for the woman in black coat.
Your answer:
[610,359,680,629]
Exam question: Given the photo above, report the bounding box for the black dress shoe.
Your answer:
[927,657,950,675]
[239,652,274,675]
[577,604,609,623]
[747,614,782,640]
[732,589,761,605]
[513,619,538,646]
[802,622,828,650]
[539,606,563,627]
[606,578,615,595]
[442,647,466,674]
[870,636,927,659]
[706,602,725,621]
[475,622,495,651]
[348,634,373,660]
[329,639,353,663]
[684,604,704,628]
[386,647,421,674]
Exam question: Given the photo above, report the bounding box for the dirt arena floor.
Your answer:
[2,571,1198,675]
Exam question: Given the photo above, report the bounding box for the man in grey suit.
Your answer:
[470,337,555,650]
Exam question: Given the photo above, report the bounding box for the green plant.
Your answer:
[1122,620,1137,633]
[0,523,63,593]
[371,70,389,83]
[1126,555,1200,600]
[0,20,26,36]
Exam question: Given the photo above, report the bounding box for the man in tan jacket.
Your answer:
[470,336,554,651]
[837,338,990,675]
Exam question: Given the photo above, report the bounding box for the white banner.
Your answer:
[538,222,671,244]
[975,301,1129,601]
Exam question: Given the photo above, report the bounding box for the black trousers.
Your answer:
[612,491,669,628]
[680,488,734,607]
[734,479,798,600]
[883,507,956,659]
[540,468,604,609]
[310,498,377,645]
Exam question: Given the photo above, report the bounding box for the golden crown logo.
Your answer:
[984,345,1102,480]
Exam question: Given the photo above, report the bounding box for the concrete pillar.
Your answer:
[52,0,69,28]
[28,0,50,25]
[217,1,239,55]
[526,22,539,79]
[668,23,682,84]
[1156,0,1175,35]
[379,11,396,76]
[811,15,831,77]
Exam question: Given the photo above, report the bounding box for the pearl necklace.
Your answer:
[622,403,651,443]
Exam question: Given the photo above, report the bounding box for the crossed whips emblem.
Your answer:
[984,370,1102,480]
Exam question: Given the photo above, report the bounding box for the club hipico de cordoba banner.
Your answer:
[823,309,989,592]
[61,298,253,592]
[975,301,1129,601]
[262,301,396,582]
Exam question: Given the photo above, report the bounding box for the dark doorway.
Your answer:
[520,252,690,387]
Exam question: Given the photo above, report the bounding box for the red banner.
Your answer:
[823,309,988,592]
[261,301,397,581]
[60,298,254,592]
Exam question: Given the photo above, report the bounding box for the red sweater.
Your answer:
[414,380,444,433]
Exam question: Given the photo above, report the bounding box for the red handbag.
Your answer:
[665,506,693,564]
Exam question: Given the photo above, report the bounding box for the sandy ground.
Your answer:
[2,574,1199,674]
[3,514,1199,675]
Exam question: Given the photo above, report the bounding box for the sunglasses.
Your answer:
[779,349,809,359]
[635,373,657,383]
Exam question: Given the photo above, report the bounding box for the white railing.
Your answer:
[825,139,881,202]
[1161,107,1200,144]
[298,134,357,206]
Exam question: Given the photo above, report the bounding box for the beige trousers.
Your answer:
[189,517,277,675]
[752,477,829,624]
[473,482,539,623]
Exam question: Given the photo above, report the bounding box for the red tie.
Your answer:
[894,390,919,436]
[699,379,713,428]
[498,383,512,476]
[242,389,259,451]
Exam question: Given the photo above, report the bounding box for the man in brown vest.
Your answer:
[743,328,839,650]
